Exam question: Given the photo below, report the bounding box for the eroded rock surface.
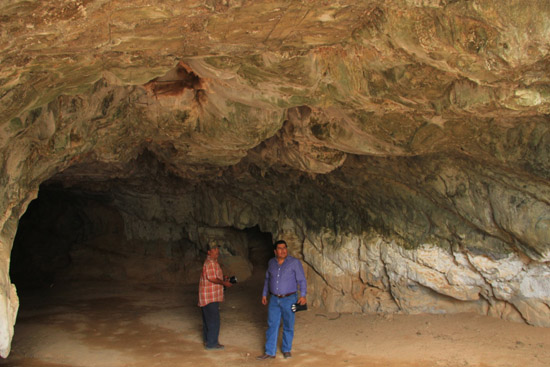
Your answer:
[1,0,550,357]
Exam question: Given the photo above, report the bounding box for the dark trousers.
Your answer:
[201,302,220,348]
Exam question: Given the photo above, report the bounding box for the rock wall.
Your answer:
[63,183,550,327]
[302,230,550,326]
[0,215,19,360]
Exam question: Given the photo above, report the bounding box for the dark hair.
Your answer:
[273,240,287,250]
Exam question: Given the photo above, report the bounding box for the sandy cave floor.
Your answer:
[1,273,549,367]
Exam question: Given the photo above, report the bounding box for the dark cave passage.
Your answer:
[10,184,274,292]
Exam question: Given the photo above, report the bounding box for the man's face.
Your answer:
[208,247,220,259]
[274,243,288,260]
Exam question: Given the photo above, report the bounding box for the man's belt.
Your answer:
[272,292,296,298]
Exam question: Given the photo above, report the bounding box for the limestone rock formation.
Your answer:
[1,0,550,357]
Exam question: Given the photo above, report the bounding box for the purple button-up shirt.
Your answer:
[262,255,307,298]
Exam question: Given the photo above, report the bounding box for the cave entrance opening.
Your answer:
[7,183,277,364]
[10,185,274,291]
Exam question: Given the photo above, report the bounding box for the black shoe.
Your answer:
[205,344,224,350]
[256,354,275,360]
[283,352,292,358]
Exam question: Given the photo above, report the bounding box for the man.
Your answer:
[257,239,307,360]
[198,241,233,350]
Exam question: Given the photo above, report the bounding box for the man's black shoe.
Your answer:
[283,352,292,358]
[256,354,275,360]
[205,344,224,350]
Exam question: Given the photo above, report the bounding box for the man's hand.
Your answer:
[261,296,268,305]
[297,296,306,305]
[223,280,233,288]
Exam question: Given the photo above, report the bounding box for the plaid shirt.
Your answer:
[198,256,224,307]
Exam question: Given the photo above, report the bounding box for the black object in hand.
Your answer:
[291,303,308,313]
[229,276,237,284]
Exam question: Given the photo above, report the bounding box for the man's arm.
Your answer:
[295,259,307,305]
[206,263,232,287]
[261,266,270,305]
[208,277,232,287]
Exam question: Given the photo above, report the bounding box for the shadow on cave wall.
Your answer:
[9,185,274,292]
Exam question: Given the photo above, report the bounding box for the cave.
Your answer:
[10,183,275,290]
[1,1,550,365]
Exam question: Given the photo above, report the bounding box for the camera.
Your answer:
[229,276,237,284]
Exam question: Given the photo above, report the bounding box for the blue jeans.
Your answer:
[201,302,220,348]
[265,293,297,356]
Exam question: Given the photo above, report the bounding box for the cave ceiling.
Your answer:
[1,0,549,260]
